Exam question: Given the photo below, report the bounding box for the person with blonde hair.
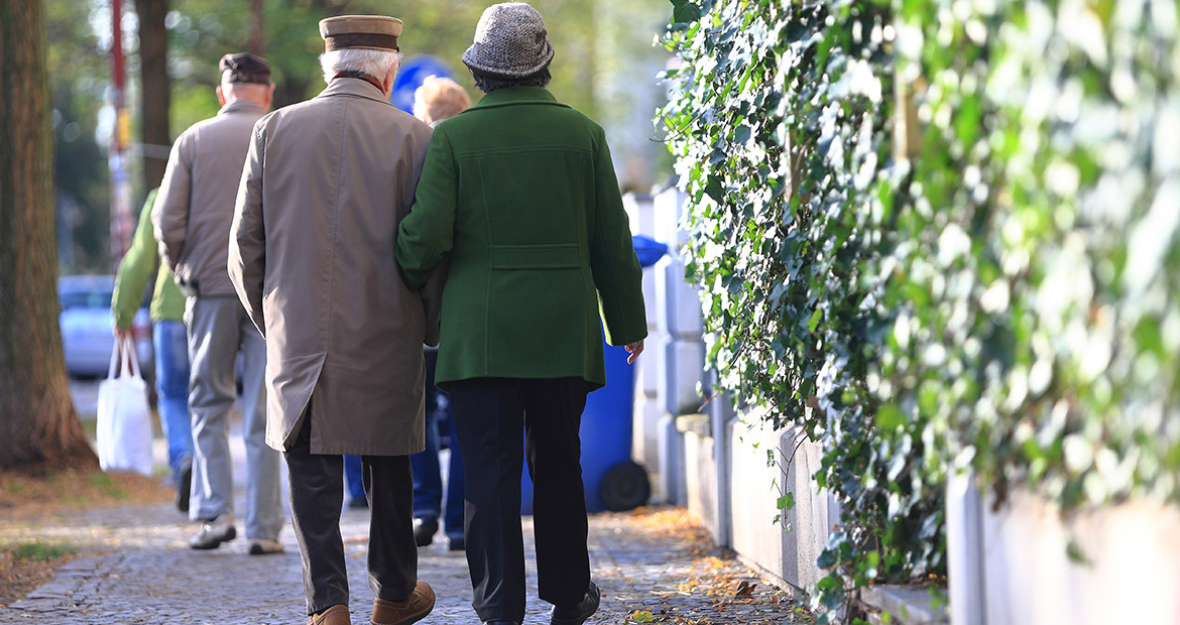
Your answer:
[412,76,472,125]
[407,75,471,552]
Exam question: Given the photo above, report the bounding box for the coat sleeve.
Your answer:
[112,190,159,329]
[228,122,267,337]
[396,126,457,290]
[589,128,647,346]
[419,259,449,348]
[152,132,194,273]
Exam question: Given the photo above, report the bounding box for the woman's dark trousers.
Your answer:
[447,377,592,623]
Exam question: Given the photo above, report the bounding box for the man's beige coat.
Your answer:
[229,78,439,455]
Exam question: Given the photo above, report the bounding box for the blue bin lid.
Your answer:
[632,235,668,268]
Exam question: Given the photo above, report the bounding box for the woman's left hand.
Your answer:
[625,339,645,364]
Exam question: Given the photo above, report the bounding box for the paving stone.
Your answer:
[2,443,807,625]
[2,500,811,624]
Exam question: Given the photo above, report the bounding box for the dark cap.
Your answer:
[219,53,272,85]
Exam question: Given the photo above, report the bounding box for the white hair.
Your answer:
[320,49,400,84]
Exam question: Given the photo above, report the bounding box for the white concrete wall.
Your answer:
[946,472,985,625]
[641,187,707,505]
[652,188,705,418]
[627,193,664,477]
[725,417,841,592]
[683,426,718,537]
[778,425,842,591]
[976,490,1180,625]
[728,417,787,577]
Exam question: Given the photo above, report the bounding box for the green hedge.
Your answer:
[660,0,1180,619]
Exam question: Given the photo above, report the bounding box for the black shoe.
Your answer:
[412,516,438,547]
[176,459,192,514]
[550,581,600,625]
[447,537,465,551]
[484,621,521,625]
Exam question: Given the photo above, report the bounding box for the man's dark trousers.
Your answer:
[284,413,418,615]
[448,377,592,623]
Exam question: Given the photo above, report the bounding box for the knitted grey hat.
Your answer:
[461,3,555,77]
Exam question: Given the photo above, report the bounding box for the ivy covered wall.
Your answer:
[659,0,1180,619]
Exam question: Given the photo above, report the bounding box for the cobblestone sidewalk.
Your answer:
[1,498,808,625]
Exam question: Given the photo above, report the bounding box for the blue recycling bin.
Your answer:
[520,235,667,514]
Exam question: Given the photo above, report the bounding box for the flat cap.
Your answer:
[462,3,554,78]
[319,15,403,52]
[219,53,271,84]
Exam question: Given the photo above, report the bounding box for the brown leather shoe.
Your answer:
[307,604,351,625]
[371,581,435,625]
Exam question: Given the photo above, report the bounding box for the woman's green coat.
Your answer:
[396,87,647,390]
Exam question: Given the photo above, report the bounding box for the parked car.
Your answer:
[58,275,153,379]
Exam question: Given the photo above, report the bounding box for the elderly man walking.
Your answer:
[152,52,285,555]
[396,4,647,625]
[229,16,438,625]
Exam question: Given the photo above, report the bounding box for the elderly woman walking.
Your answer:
[395,4,647,625]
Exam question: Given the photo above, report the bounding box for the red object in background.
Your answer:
[109,0,134,267]
[112,0,124,106]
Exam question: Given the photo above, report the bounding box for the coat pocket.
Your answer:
[491,243,581,270]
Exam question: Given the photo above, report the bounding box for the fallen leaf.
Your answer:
[735,580,757,596]
[631,610,658,623]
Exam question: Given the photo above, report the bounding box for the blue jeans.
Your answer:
[411,351,464,540]
[153,320,194,478]
[344,454,366,502]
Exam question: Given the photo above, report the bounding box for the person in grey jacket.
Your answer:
[152,52,285,555]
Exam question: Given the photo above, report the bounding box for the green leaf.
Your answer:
[808,308,823,333]
[777,492,796,510]
[734,123,753,146]
[673,2,701,24]
[1133,317,1164,357]
[876,405,903,430]
[1066,538,1091,566]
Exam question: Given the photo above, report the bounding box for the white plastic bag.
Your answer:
[96,335,154,475]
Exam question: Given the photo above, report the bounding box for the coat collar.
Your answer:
[217,98,266,117]
[316,77,391,105]
[466,87,569,113]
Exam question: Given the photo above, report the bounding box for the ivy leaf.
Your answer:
[705,176,724,202]
[777,492,796,510]
[734,123,753,146]
[808,308,823,333]
[672,1,701,24]
[876,405,903,430]
[1066,538,1091,566]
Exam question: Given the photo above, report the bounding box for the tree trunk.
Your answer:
[272,75,312,110]
[0,0,99,472]
[250,0,264,56]
[137,0,170,192]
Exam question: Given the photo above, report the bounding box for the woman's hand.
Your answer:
[625,339,645,364]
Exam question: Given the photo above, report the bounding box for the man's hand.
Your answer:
[625,339,645,364]
[114,326,134,341]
